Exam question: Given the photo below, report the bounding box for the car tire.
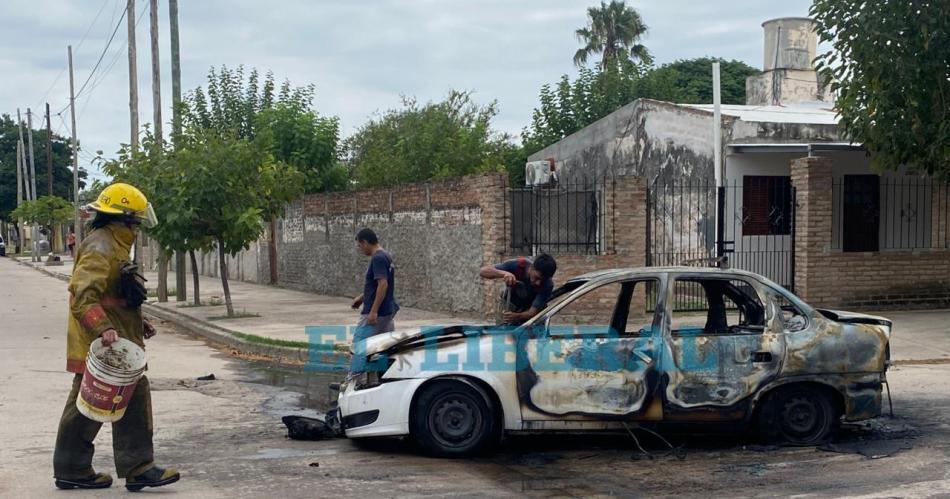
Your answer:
[758,385,839,445]
[410,379,498,457]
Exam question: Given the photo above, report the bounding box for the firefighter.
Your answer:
[52,182,180,492]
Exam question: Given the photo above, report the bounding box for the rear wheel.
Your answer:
[410,379,498,457]
[758,386,839,445]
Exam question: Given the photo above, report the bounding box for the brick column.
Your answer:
[611,175,647,265]
[474,173,509,320]
[791,156,833,305]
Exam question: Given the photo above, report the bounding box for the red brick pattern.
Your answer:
[792,157,950,309]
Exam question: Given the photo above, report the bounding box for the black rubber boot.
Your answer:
[54,472,113,490]
[125,466,180,492]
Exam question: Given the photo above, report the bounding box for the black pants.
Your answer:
[53,374,154,479]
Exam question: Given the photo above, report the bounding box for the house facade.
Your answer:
[526,17,949,309]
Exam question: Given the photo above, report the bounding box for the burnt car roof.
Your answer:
[564,266,759,284]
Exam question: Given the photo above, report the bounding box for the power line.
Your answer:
[34,0,116,110]
[76,1,148,122]
[72,5,129,103]
[57,0,147,118]
[75,0,115,54]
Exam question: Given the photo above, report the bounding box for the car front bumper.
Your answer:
[338,377,427,438]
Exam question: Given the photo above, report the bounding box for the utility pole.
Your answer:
[15,140,23,254]
[45,102,58,253]
[150,0,167,302]
[170,0,186,301]
[26,109,38,204]
[16,109,30,202]
[69,46,82,249]
[26,108,40,262]
[45,103,53,196]
[127,0,141,265]
[128,0,139,153]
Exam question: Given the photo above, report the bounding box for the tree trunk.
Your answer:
[217,239,234,317]
[157,248,168,302]
[189,249,200,305]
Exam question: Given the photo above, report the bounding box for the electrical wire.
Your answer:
[73,7,129,100]
[76,1,148,122]
[33,0,116,110]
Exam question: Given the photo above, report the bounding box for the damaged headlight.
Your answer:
[354,355,395,391]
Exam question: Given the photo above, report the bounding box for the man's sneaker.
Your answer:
[54,472,113,490]
[125,466,180,492]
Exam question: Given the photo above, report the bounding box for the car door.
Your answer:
[517,277,662,419]
[660,274,783,418]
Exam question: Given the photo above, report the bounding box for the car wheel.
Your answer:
[410,379,498,457]
[759,386,839,445]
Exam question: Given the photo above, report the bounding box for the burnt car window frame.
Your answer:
[666,273,768,337]
[529,274,664,339]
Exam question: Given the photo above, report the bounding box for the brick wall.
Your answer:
[488,176,648,320]
[271,174,503,316]
[170,173,650,319]
[792,157,950,309]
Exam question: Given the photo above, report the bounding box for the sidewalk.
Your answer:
[9,254,475,352]
[7,254,950,363]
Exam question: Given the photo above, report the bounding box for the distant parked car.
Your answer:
[337,266,892,456]
[0,235,5,256]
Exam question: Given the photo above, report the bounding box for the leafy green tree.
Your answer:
[345,90,514,187]
[643,58,758,105]
[523,58,758,154]
[172,128,303,315]
[11,196,75,258]
[182,66,344,192]
[574,0,651,69]
[811,0,950,176]
[0,114,88,221]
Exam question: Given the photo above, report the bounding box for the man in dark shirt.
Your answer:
[480,254,557,324]
[351,228,398,335]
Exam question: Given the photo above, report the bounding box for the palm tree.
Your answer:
[573,1,651,70]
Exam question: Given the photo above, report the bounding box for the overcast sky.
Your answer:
[0,0,815,182]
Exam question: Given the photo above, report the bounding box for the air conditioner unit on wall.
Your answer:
[525,159,558,186]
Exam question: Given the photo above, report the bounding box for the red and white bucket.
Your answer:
[76,338,147,423]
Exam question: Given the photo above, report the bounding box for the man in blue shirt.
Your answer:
[480,254,557,324]
[351,228,399,334]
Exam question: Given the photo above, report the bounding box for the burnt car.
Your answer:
[337,267,891,456]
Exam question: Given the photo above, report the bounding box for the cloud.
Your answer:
[0,0,814,181]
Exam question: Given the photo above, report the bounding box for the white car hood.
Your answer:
[362,327,426,356]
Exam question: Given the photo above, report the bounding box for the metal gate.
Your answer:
[647,178,796,310]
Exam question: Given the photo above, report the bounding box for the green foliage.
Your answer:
[523,58,757,154]
[10,195,74,229]
[811,0,950,176]
[172,127,303,257]
[0,114,88,221]
[345,90,514,187]
[182,66,343,192]
[255,103,347,193]
[574,0,651,69]
[644,58,758,105]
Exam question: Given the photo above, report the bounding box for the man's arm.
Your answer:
[503,306,539,323]
[366,279,388,324]
[480,264,517,286]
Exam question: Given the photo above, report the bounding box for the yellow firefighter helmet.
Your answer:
[85,182,158,227]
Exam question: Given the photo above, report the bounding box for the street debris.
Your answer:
[817,417,919,459]
[309,462,319,467]
[197,373,216,381]
[282,415,339,441]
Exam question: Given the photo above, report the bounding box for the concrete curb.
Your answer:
[143,303,311,364]
[11,256,313,366]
